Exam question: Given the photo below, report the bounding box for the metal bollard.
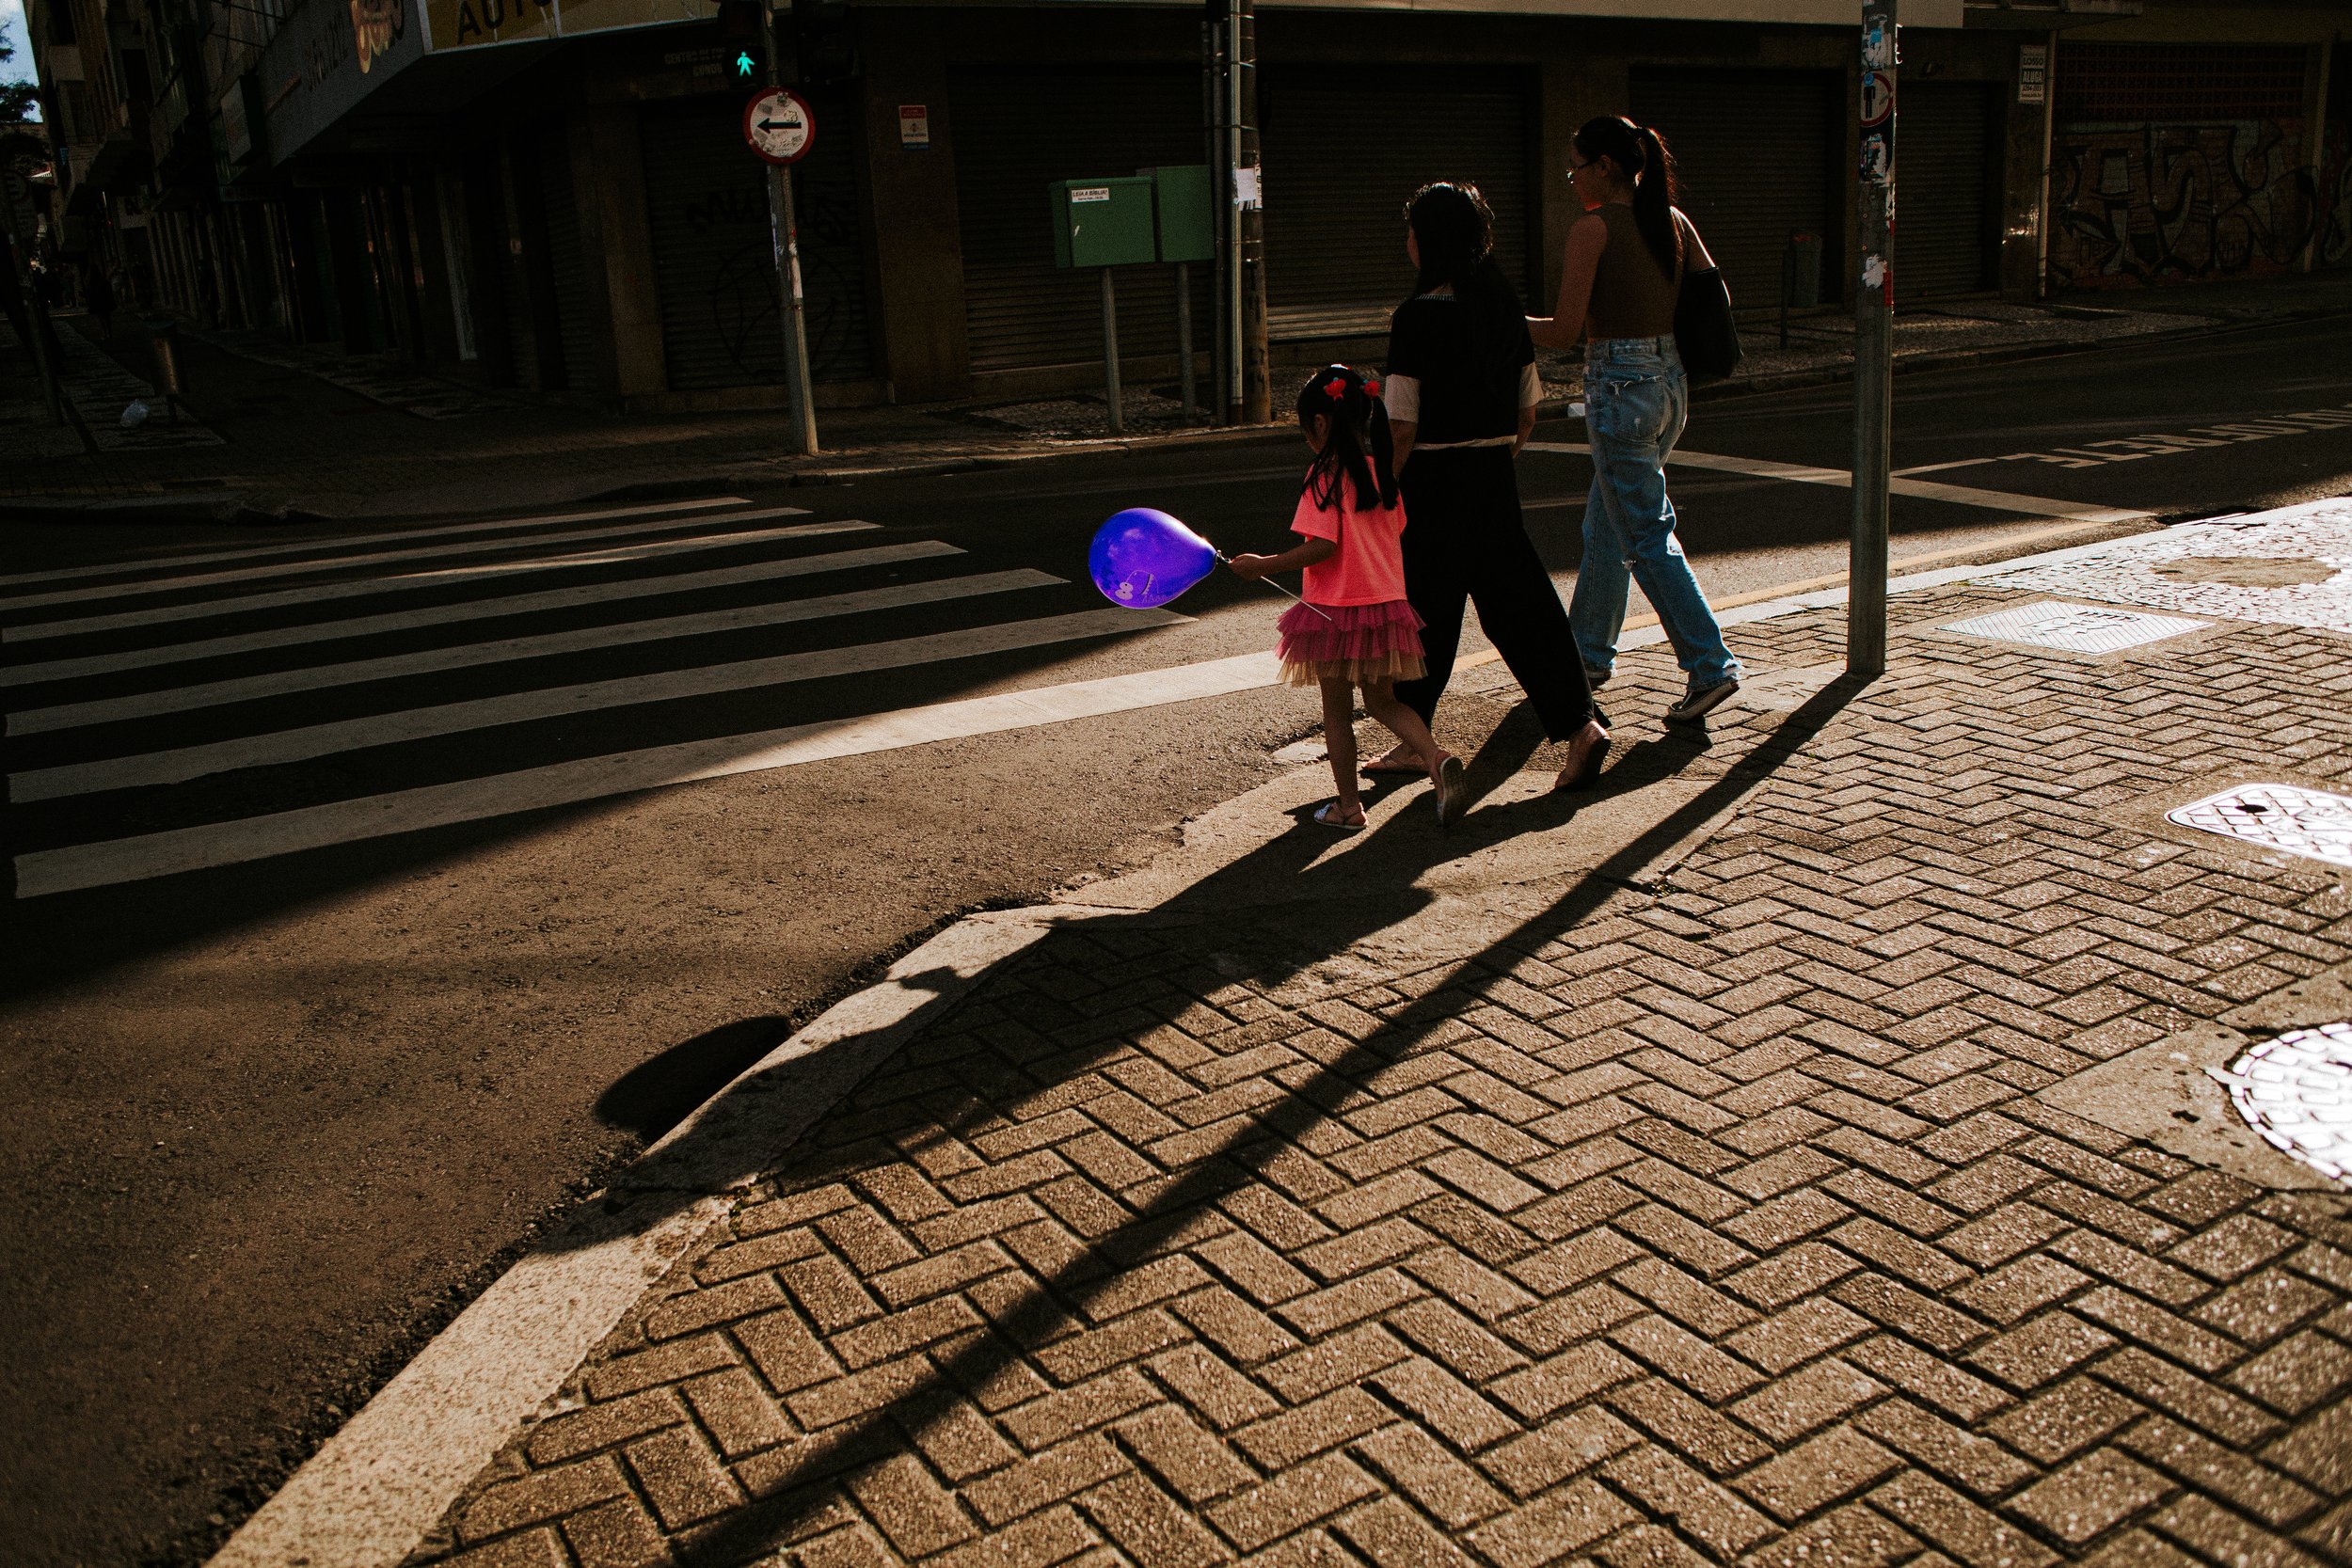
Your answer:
[1779,232,1822,349]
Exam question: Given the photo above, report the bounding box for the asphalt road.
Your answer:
[4,311,2349,1567]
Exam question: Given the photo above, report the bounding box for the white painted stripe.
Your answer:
[1521,442,2154,524]
[0,542,963,689]
[10,608,1179,802]
[16,645,1259,895]
[8,571,1065,734]
[0,498,752,592]
[12,516,2185,896]
[0,504,814,614]
[6,521,878,643]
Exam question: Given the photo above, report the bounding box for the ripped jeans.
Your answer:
[1568,336,1740,689]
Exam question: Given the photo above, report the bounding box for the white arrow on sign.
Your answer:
[743,87,816,166]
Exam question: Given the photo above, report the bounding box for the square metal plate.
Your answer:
[1940,600,2209,654]
[2167,782,2352,870]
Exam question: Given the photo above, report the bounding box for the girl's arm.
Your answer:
[1229,535,1338,580]
[1527,213,1607,352]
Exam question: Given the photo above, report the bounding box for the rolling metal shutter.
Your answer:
[1631,70,1839,317]
[1262,67,1533,315]
[537,127,597,390]
[1898,82,1996,298]
[640,93,875,389]
[950,69,1209,375]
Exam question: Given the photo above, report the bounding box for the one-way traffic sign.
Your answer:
[743,87,816,166]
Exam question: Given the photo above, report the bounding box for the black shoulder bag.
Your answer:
[1672,213,1743,385]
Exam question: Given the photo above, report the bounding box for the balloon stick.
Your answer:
[1212,549,1333,621]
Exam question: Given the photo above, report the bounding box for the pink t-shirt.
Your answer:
[1291,480,1409,607]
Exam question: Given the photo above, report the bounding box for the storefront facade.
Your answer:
[34,0,2345,409]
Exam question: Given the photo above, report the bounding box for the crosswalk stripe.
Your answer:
[6,521,879,643]
[12,644,1263,896]
[9,608,1179,802]
[0,498,753,592]
[0,504,815,615]
[0,542,965,689]
[8,571,1068,734]
[1521,442,2155,523]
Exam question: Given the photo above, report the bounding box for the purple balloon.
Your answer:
[1089,507,1219,610]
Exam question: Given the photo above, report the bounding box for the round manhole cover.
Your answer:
[2210,1022,2352,1184]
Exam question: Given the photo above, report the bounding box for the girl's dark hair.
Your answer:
[1296,364,1399,513]
[1402,181,1528,360]
[1573,115,1681,278]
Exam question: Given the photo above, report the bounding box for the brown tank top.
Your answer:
[1586,204,1681,340]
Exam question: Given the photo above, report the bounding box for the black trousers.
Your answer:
[1393,446,1596,741]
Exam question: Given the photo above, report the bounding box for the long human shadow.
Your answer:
[664,675,1867,1566]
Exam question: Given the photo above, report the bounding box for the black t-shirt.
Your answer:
[1384,287,1534,445]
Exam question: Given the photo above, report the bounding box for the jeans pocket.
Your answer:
[1590,372,1667,448]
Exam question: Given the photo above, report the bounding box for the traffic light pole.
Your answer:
[1232,0,1268,424]
[1850,0,1896,677]
[763,12,818,455]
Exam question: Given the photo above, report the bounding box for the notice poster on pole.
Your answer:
[2018,43,2048,104]
[898,104,930,149]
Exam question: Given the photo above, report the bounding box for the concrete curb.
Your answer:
[207,909,1065,1568]
[36,306,2334,525]
[201,515,2185,1568]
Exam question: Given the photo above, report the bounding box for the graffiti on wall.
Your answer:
[681,180,866,383]
[2049,119,2327,288]
[2316,119,2351,271]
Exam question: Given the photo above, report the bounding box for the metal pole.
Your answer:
[1204,13,1229,427]
[1100,267,1123,436]
[770,162,819,454]
[1233,0,1268,423]
[1850,0,1896,677]
[1175,259,1195,422]
[1225,11,1244,421]
[762,23,818,455]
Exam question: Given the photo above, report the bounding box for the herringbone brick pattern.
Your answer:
[420,590,2352,1568]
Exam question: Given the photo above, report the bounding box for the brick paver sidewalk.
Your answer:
[368,527,2352,1568]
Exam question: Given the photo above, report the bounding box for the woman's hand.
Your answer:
[1228,553,1276,580]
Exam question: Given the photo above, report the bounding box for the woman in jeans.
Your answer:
[1531,116,1742,725]
[1365,182,1610,794]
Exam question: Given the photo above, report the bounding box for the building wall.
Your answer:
[2042,3,2344,290]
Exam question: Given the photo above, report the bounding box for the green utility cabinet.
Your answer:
[1049,177,1157,270]
[1146,165,1214,263]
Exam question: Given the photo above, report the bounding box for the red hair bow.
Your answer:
[1363,378,1381,399]
[1323,377,1349,401]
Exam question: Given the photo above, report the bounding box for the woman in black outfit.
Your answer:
[1365,182,1610,791]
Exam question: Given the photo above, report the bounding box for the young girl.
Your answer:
[1231,366,1470,831]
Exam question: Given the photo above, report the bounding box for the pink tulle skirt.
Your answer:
[1276,598,1426,687]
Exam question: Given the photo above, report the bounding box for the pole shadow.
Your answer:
[527,675,1870,1566]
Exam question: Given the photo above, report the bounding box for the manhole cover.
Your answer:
[2150,556,2340,588]
[2167,783,2352,869]
[2209,1022,2352,1184]
[1942,601,2208,653]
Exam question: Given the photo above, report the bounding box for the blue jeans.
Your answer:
[1569,336,1740,689]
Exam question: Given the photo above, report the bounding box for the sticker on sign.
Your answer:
[743,87,816,166]
[1070,187,1112,204]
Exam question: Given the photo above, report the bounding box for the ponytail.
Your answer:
[1296,365,1399,513]
[1631,124,1681,278]
[1573,115,1681,279]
